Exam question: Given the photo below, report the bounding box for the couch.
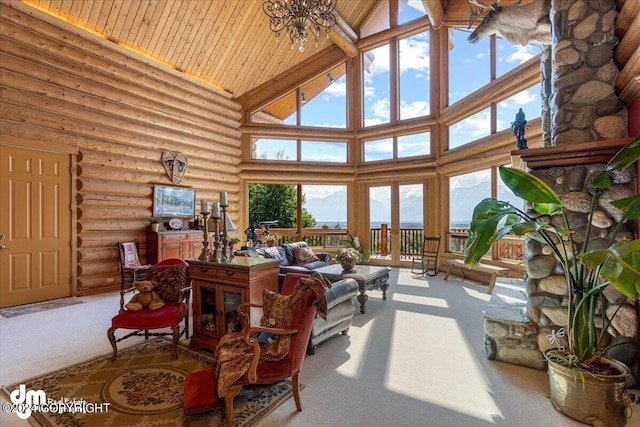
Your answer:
[234,241,332,282]
[281,272,359,355]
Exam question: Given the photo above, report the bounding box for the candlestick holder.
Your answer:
[220,202,229,262]
[211,213,221,262]
[198,211,212,261]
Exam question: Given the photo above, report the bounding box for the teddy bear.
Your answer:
[125,280,165,311]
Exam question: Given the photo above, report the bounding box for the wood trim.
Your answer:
[517,137,635,169]
[0,135,79,155]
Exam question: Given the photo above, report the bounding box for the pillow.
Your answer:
[293,246,319,264]
[260,290,290,329]
[259,290,292,361]
[263,246,286,263]
[145,264,188,303]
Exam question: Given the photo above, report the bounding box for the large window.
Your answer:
[448,29,490,105]
[248,184,348,244]
[363,44,391,126]
[449,169,491,230]
[253,138,347,163]
[364,131,430,162]
[251,63,347,128]
[449,108,491,149]
[399,30,430,120]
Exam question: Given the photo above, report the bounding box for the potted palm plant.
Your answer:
[464,137,640,426]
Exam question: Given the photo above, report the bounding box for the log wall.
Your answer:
[0,3,242,295]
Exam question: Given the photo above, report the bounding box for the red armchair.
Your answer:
[107,258,191,360]
[183,273,319,427]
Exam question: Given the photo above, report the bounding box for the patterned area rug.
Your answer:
[0,297,84,318]
[2,339,298,426]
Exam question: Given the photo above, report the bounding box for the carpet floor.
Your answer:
[2,339,295,427]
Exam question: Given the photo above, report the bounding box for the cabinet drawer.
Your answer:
[215,267,249,282]
[161,233,188,241]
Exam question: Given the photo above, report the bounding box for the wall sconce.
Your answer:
[301,92,307,103]
[327,72,334,82]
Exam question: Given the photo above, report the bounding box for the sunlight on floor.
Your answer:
[391,293,449,308]
[384,310,501,422]
[334,316,376,380]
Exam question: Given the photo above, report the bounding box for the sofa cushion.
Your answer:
[263,246,287,265]
[293,246,319,264]
[282,241,308,265]
[301,260,329,270]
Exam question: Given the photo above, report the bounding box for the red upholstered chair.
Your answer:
[107,258,191,361]
[183,273,317,427]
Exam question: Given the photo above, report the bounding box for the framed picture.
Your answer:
[152,184,196,218]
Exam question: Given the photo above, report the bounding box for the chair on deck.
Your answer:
[118,241,151,289]
[107,258,191,360]
[411,236,441,276]
[183,273,320,427]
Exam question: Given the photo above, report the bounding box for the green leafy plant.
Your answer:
[228,237,241,244]
[264,233,281,242]
[465,137,640,371]
[149,218,160,224]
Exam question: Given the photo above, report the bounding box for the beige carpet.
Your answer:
[2,268,638,426]
[2,339,296,427]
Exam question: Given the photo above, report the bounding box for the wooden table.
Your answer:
[315,264,391,314]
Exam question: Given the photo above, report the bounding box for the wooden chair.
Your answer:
[118,241,151,290]
[183,273,318,427]
[411,236,441,276]
[107,258,191,361]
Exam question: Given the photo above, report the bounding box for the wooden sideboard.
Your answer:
[146,230,204,264]
[186,257,281,352]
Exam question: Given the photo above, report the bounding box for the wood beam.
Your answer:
[422,0,446,29]
[330,11,359,57]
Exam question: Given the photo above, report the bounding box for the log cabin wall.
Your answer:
[0,3,242,295]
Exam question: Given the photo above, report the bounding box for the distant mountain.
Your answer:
[303,182,521,226]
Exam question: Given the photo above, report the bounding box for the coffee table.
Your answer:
[315,264,391,314]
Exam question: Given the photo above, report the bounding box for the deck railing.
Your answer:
[247,227,523,263]
[448,229,524,262]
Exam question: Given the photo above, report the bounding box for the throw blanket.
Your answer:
[213,275,329,397]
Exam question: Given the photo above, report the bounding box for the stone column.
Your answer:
[540,44,552,147]
[549,0,626,146]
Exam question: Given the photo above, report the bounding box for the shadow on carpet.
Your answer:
[0,297,84,319]
[1,339,299,426]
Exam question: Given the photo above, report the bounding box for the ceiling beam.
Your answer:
[422,0,446,29]
[330,11,359,57]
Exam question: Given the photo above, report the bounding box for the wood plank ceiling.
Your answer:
[19,0,378,98]
[16,0,640,103]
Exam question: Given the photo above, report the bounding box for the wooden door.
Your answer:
[0,145,72,308]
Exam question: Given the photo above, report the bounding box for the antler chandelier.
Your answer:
[263,0,338,52]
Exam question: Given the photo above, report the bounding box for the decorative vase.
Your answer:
[151,223,159,232]
[545,350,631,426]
[267,240,275,247]
[340,261,355,272]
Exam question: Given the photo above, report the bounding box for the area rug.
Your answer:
[2,339,298,426]
[0,297,84,319]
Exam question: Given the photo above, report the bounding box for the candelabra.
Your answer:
[220,192,229,262]
[211,211,221,263]
[197,210,212,261]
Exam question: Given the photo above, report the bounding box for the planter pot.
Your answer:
[340,261,355,272]
[546,350,632,426]
[151,223,160,232]
[267,240,275,247]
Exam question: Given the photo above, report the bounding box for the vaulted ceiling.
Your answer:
[18,0,640,103]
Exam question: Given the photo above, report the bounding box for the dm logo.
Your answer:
[9,384,46,419]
